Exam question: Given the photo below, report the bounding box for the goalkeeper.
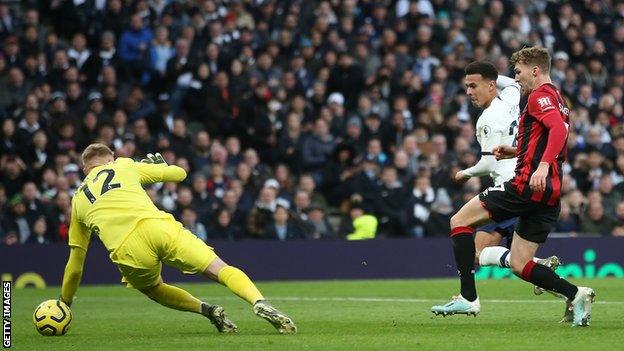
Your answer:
[60,143,296,334]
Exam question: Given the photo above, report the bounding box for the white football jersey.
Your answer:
[465,77,520,186]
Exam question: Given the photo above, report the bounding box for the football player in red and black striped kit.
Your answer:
[432,47,595,327]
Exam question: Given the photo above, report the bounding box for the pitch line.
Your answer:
[259,296,624,305]
[73,295,624,305]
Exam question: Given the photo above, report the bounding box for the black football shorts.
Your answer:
[478,182,560,243]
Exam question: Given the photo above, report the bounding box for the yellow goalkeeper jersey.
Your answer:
[68,157,187,253]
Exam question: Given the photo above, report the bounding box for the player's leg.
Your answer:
[509,215,595,327]
[431,195,492,316]
[449,195,491,301]
[476,219,511,267]
[165,220,296,334]
[202,257,263,305]
[477,218,561,273]
[138,276,201,312]
[203,258,297,334]
[480,243,560,270]
[474,229,503,265]
[129,273,237,333]
[123,218,237,332]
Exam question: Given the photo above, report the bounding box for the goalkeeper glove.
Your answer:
[141,152,167,165]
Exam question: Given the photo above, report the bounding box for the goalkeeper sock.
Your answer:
[451,226,477,302]
[520,261,578,300]
[218,266,264,305]
[145,283,202,313]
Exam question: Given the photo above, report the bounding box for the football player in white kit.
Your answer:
[432,61,564,318]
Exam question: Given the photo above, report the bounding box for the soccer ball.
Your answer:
[33,299,73,336]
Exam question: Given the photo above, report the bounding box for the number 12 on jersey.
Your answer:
[80,169,121,204]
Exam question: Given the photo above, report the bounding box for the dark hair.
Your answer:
[464,61,498,82]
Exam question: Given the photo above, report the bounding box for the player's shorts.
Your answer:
[110,218,218,290]
[476,217,517,238]
[478,182,560,244]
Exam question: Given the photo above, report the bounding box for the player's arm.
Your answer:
[457,113,504,182]
[460,128,503,181]
[60,246,87,307]
[496,75,517,89]
[134,154,187,184]
[496,75,521,105]
[528,92,568,192]
[60,201,90,306]
[493,145,517,160]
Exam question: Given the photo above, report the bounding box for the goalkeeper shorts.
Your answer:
[111,218,218,290]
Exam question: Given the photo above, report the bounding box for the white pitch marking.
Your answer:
[261,296,622,305]
[75,295,624,305]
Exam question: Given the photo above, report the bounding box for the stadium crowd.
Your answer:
[2,0,624,245]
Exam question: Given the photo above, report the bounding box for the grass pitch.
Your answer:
[10,278,623,350]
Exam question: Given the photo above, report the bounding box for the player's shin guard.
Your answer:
[145,283,203,313]
[451,226,477,302]
[520,261,578,300]
[218,266,264,304]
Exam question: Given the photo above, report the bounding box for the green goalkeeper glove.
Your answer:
[141,152,167,165]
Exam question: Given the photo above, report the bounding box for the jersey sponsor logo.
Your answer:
[536,96,554,111]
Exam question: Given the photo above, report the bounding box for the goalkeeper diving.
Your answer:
[60,143,296,334]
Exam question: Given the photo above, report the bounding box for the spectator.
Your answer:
[206,207,243,241]
[27,216,50,245]
[0,155,27,198]
[580,201,615,236]
[118,14,153,82]
[301,118,337,173]
[402,175,437,238]
[555,200,580,234]
[264,203,307,240]
[1,119,17,155]
[3,195,30,244]
[246,186,278,238]
[188,173,211,215]
[46,191,71,242]
[598,174,623,216]
[297,174,327,210]
[611,202,624,237]
[67,33,90,69]
[180,207,207,242]
[375,166,406,236]
[307,204,336,239]
[345,201,378,240]
[327,52,365,110]
[83,31,121,88]
[149,26,174,79]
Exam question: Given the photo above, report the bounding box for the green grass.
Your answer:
[10,278,624,350]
